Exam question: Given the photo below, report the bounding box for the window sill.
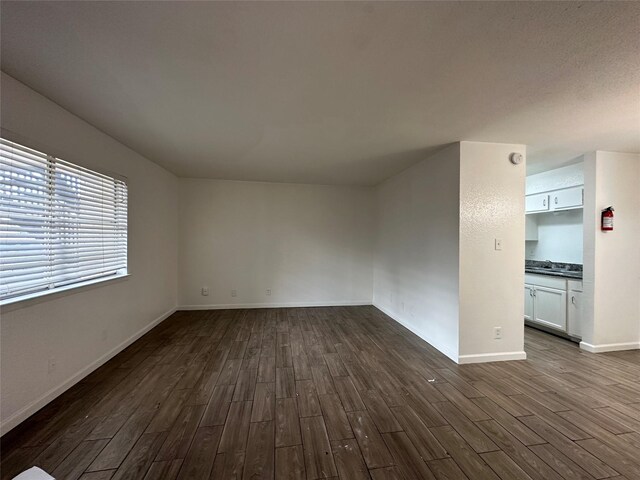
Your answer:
[0,273,131,311]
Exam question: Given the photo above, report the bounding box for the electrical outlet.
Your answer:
[201,286,209,296]
[231,290,237,298]
[266,289,271,296]
[495,238,503,251]
[494,327,502,340]
[47,357,56,374]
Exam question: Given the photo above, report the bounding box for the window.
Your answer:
[0,138,128,303]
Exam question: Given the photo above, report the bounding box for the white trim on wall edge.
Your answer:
[457,351,527,364]
[372,303,459,363]
[579,341,640,353]
[179,301,371,310]
[0,306,177,436]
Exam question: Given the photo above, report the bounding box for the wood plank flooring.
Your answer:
[2,306,640,479]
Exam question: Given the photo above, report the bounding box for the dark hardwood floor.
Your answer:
[2,306,640,479]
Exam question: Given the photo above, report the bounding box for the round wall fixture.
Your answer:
[509,152,524,165]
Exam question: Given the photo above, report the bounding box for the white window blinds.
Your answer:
[0,138,128,301]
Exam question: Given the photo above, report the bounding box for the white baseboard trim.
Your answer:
[372,303,459,363]
[373,304,527,365]
[457,351,527,364]
[579,341,640,353]
[0,306,177,436]
[179,301,371,310]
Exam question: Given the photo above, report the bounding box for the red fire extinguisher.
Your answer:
[601,206,614,231]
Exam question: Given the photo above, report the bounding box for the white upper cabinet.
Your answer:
[550,186,583,211]
[525,163,584,215]
[525,185,583,214]
[525,193,549,213]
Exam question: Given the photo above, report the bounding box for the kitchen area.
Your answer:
[524,160,584,342]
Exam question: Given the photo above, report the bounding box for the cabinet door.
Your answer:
[524,285,534,321]
[567,291,583,338]
[533,286,567,331]
[551,186,583,211]
[525,193,549,213]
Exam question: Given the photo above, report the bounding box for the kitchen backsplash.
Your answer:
[525,208,583,264]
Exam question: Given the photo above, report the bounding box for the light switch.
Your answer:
[495,238,502,251]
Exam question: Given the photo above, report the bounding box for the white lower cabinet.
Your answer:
[532,286,567,331]
[524,273,581,336]
[567,291,583,337]
[567,279,583,338]
[524,285,534,321]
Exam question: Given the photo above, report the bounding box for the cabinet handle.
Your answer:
[571,296,576,304]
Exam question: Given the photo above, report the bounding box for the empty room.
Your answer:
[1,1,639,479]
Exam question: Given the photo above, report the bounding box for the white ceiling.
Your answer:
[1,1,638,185]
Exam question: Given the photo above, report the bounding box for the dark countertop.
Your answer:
[525,260,583,280]
[525,268,583,280]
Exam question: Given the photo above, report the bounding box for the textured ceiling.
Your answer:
[1,1,639,185]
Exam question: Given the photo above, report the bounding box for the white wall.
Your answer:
[178,179,374,308]
[582,151,640,352]
[525,161,584,265]
[373,142,526,364]
[526,209,584,264]
[526,161,584,195]
[373,145,461,361]
[458,141,526,362]
[0,73,179,433]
